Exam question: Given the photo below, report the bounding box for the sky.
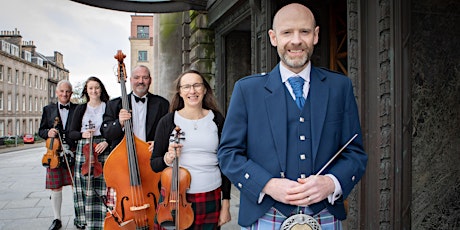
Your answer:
[0,0,135,98]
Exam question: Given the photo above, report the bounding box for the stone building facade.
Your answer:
[0,29,69,137]
[130,14,154,89]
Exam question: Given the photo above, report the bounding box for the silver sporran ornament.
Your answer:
[280,212,321,230]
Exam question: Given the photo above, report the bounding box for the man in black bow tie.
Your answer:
[102,65,169,151]
[39,80,78,230]
[102,65,169,212]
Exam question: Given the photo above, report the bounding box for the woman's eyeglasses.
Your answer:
[180,83,204,92]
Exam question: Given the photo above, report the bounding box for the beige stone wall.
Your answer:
[0,51,47,136]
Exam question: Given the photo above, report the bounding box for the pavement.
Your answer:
[0,142,241,230]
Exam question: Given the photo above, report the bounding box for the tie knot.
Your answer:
[60,104,70,110]
[288,76,305,97]
[134,95,146,103]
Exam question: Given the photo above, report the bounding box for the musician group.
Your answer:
[39,14,368,227]
[39,60,231,230]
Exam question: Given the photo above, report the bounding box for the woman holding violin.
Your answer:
[69,76,111,229]
[151,69,232,229]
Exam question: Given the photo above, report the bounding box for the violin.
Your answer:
[81,120,103,179]
[103,50,160,230]
[157,126,194,229]
[42,117,61,169]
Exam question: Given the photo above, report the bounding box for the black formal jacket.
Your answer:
[101,92,169,149]
[38,102,77,150]
[68,103,112,146]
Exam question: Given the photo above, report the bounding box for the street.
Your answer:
[0,144,240,230]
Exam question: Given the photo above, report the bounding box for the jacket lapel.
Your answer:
[309,67,328,163]
[265,65,288,170]
[145,93,155,138]
[52,104,61,129]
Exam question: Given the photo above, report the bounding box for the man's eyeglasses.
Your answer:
[180,83,204,92]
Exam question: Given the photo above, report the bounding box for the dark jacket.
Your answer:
[39,102,77,150]
[101,92,169,149]
[150,111,231,200]
[68,103,112,147]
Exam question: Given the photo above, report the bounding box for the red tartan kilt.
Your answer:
[45,165,73,189]
[155,188,222,230]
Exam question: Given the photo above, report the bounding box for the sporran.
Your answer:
[281,212,321,230]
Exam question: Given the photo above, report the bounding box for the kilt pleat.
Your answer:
[45,152,74,189]
[155,188,222,230]
[244,207,342,230]
[73,137,110,230]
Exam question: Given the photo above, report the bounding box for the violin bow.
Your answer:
[55,118,76,187]
[315,133,358,176]
[86,120,96,196]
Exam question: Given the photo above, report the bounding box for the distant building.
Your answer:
[129,14,155,93]
[0,28,69,136]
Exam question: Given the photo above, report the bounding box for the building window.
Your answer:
[35,76,38,88]
[0,121,4,136]
[22,95,25,111]
[15,120,19,135]
[0,65,3,81]
[35,97,38,111]
[138,51,148,62]
[22,72,26,85]
[29,74,32,87]
[7,67,12,83]
[29,96,32,111]
[15,94,18,111]
[29,120,33,134]
[15,70,19,85]
[7,94,12,111]
[0,92,3,110]
[137,25,149,38]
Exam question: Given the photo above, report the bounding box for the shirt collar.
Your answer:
[279,62,311,84]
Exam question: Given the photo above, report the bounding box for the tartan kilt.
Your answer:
[45,156,74,189]
[244,207,342,230]
[73,137,110,230]
[155,187,222,230]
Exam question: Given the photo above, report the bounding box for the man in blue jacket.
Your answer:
[218,2,368,229]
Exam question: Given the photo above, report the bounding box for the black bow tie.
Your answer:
[60,104,70,110]
[134,95,146,103]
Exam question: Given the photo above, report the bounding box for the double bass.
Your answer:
[103,50,160,230]
[42,117,61,169]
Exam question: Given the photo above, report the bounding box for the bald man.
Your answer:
[218,3,367,229]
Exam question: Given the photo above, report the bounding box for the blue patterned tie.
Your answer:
[288,76,305,110]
